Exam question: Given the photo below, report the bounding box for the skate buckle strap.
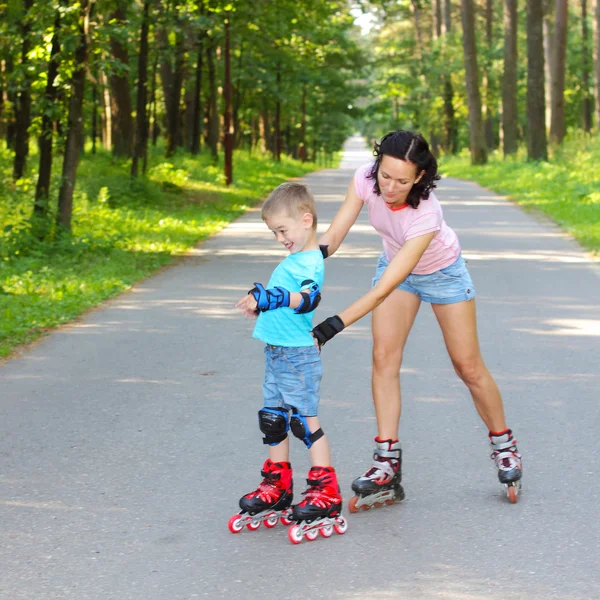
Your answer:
[375,448,401,459]
[491,438,518,451]
[364,459,396,481]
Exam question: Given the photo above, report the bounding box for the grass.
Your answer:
[0,145,336,359]
[439,134,600,255]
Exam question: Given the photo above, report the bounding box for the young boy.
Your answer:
[228,182,347,543]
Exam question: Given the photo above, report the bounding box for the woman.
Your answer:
[313,131,523,508]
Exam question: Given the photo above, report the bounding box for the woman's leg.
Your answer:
[371,289,422,439]
[431,299,507,432]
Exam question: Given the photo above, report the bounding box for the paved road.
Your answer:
[1,136,599,599]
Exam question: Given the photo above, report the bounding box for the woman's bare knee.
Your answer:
[453,358,487,387]
[372,344,402,374]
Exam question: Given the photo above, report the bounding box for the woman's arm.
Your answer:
[312,232,435,344]
[318,177,363,257]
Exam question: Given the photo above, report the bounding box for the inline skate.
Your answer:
[349,439,404,512]
[287,466,348,544]
[490,429,522,503]
[228,459,293,533]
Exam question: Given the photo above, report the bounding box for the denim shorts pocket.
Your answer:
[436,257,467,280]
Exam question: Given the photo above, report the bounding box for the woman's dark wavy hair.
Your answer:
[367,130,441,209]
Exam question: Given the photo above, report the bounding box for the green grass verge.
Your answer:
[0,146,335,359]
[439,134,600,255]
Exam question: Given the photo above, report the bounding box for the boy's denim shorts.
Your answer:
[263,345,322,417]
[372,253,476,304]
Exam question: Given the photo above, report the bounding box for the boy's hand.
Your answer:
[236,294,258,318]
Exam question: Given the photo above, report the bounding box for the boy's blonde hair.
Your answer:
[261,182,318,230]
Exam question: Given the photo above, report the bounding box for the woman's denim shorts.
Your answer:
[372,252,476,305]
[263,345,322,416]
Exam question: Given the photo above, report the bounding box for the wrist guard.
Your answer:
[249,283,290,312]
[312,315,345,346]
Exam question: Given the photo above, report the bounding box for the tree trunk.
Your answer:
[33,8,61,234]
[109,4,134,157]
[57,0,89,233]
[503,0,519,155]
[5,55,16,149]
[150,56,159,146]
[166,27,185,157]
[131,0,150,177]
[595,0,600,131]
[157,27,174,136]
[260,106,270,153]
[275,65,281,161]
[582,0,593,132]
[191,31,204,154]
[13,0,34,180]
[100,70,112,150]
[484,0,496,149]
[299,83,307,161]
[550,0,568,144]
[206,39,219,162]
[442,0,452,34]
[441,0,457,153]
[433,0,442,38]
[526,0,549,160]
[223,16,233,185]
[543,1,554,131]
[460,0,487,164]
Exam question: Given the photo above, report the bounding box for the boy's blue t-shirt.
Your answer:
[252,249,324,347]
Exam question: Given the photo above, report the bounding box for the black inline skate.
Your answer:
[489,429,522,503]
[287,466,348,544]
[349,438,405,512]
[228,459,293,533]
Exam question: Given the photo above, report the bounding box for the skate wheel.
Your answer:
[348,496,360,513]
[280,515,293,526]
[507,485,519,504]
[319,524,333,538]
[228,514,244,534]
[288,524,303,545]
[385,499,395,505]
[334,516,348,535]
[263,514,279,528]
[305,528,319,541]
[246,520,261,531]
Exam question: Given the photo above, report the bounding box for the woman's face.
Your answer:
[377,155,424,207]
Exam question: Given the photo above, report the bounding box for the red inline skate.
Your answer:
[228,459,293,533]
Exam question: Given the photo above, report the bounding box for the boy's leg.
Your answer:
[269,435,290,463]
[306,416,330,466]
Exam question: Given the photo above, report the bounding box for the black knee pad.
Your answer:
[290,410,324,449]
[258,408,289,446]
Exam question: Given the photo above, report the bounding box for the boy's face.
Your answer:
[264,211,314,254]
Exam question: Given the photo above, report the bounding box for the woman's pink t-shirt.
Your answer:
[354,162,461,274]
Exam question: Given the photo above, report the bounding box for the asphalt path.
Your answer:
[1,136,599,599]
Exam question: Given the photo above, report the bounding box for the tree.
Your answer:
[57,0,90,233]
[595,0,600,130]
[441,0,457,153]
[33,6,61,237]
[550,0,568,144]
[581,0,593,132]
[502,0,519,155]
[13,0,34,180]
[108,1,134,156]
[131,0,150,177]
[526,0,549,160]
[460,0,487,164]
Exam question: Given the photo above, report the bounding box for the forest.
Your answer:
[1,0,599,357]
